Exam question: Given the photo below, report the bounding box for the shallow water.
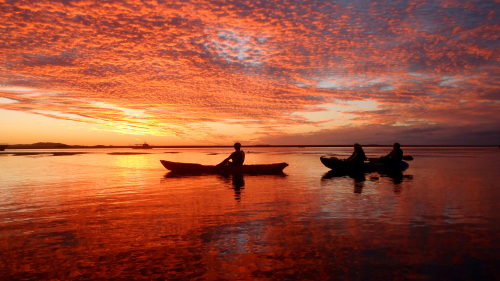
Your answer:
[1,147,500,280]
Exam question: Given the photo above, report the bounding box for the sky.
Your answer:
[1,0,499,146]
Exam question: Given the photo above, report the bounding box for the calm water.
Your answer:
[1,147,500,280]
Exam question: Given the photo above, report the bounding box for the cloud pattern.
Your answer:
[0,0,499,144]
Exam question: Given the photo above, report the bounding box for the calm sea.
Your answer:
[1,147,500,280]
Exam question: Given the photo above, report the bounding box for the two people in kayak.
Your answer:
[345,143,403,163]
[217,142,245,166]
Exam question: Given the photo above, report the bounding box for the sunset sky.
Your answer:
[1,0,499,146]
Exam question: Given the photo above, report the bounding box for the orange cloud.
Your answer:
[0,0,499,144]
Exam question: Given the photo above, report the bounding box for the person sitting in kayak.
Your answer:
[217,142,245,166]
[346,143,366,163]
[380,143,403,163]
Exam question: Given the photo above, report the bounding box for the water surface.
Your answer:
[1,147,500,280]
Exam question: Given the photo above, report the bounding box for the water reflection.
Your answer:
[384,172,413,183]
[383,173,413,193]
[163,172,286,201]
[353,174,365,193]
[322,170,413,194]
[2,148,500,280]
[322,170,366,193]
[217,174,245,201]
[231,174,245,202]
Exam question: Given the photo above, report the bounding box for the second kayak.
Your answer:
[320,156,409,173]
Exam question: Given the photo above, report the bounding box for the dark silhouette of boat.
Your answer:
[160,160,288,174]
[320,156,409,173]
[132,142,153,149]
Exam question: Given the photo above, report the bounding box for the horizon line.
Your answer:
[3,144,499,148]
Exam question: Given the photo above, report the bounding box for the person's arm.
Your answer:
[347,151,355,160]
[216,157,229,166]
[354,151,365,162]
[217,152,234,166]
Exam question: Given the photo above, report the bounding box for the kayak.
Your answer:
[369,155,413,161]
[371,160,409,172]
[320,156,409,173]
[160,160,289,174]
[320,157,370,172]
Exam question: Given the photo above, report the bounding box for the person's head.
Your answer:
[354,143,362,151]
[234,142,241,151]
[394,143,400,149]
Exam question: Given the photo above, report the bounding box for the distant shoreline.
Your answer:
[2,144,499,149]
